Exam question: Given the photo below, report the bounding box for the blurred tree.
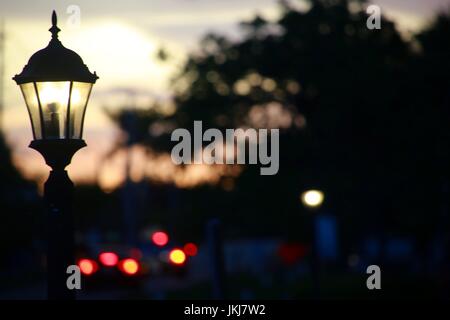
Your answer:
[0,133,42,268]
[410,11,450,272]
[107,0,450,252]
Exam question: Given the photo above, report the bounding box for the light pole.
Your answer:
[13,11,98,299]
[300,189,324,297]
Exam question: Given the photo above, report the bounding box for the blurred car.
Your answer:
[75,240,192,290]
[75,244,149,289]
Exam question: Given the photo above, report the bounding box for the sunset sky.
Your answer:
[1,0,449,190]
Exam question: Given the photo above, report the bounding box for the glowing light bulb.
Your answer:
[301,190,324,208]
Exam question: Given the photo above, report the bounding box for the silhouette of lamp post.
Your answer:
[13,11,98,299]
[300,189,324,297]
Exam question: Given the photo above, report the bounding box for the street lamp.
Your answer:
[13,11,98,299]
[299,189,325,297]
[300,189,324,209]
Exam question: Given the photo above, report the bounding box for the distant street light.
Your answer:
[300,189,325,297]
[300,189,324,208]
[13,11,98,300]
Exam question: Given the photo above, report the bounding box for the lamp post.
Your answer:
[300,189,324,297]
[13,11,98,299]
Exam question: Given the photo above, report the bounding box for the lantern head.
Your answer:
[13,10,98,141]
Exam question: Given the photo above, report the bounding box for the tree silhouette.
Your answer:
[0,133,42,264]
[108,0,450,250]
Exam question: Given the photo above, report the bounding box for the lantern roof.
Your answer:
[13,11,98,84]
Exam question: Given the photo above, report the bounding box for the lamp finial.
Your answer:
[49,10,60,39]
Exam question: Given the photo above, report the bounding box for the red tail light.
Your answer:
[183,243,198,257]
[78,259,98,276]
[99,252,119,267]
[151,231,169,246]
[118,258,140,276]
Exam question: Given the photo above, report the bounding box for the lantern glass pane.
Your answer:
[36,81,71,139]
[19,82,42,139]
[69,82,92,139]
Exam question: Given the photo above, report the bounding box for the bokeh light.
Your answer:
[99,252,119,267]
[169,249,186,265]
[152,231,169,246]
[78,259,98,276]
[183,243,198,256]
[300,190,324,208]
[119,258,140,275]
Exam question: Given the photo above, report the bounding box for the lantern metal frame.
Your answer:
[13,10,97,152]
[13,11,98,300]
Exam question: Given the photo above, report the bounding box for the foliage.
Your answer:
[108,0,450,245]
